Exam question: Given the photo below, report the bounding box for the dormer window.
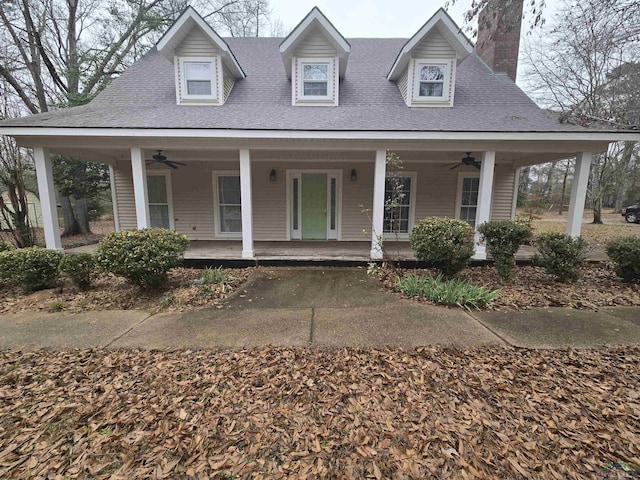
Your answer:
[413,59,452,103]
[299,59,334,101]
[180,58,217,100]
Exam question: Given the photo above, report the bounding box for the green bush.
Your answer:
[0,241,14,253]
[409,217,475,277]
[96,228,189,287]
[60,253,97,290]
[394,272,500,309]
[606,236,640,283]
[0,247,62,291]
[536,233,588,283]
[478,220,532,281]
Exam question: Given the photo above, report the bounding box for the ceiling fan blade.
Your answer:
[449,163,462,170]
[165,161,179,169]
[473,163,482,170]
[169,160,187,166]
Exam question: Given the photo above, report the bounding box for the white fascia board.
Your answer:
[279,7,350,78]
[156,7,245,78]
[388,9,473,81]
[2,127,639,142]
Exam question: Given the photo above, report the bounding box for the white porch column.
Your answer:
[130,148,150,229]
[566,151,592,238]
[473,151,496,260]
[370,149,387,260]
[239,149,254,259]
[33,147,61,250]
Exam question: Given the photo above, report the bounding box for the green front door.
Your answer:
[301,173,327,240]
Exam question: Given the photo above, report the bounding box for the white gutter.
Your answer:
[0,127,639,142]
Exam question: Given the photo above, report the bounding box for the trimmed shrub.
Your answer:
[536,233,587,283]
[394,272,500,309]
[96,228,189,288]
[606,236,640,283]
[60,253,97,290]
[478,220,532,281]
[0,247,62,291]
[0,241,14,253]
[409,217,475,277]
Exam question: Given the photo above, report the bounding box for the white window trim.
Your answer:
[455,172,486,223]
[412,58,453,104]
[178,56,220,103]
[212,170,242,239]
[383,171,417,240]
[286,169,342,241]
[295,57,336,104]
[146,170,175,231]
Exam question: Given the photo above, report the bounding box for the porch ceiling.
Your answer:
[12,135,612,167]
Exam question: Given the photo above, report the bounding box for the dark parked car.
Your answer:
[622,205,640,223]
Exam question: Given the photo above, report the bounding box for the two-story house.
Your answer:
[0,4,636,261]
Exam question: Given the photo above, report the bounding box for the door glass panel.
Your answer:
[218,176,241,204]
[220,205,242,233]
[330,178,336,231]
[460,177,480,227]
[147,176,167,203]
[149,204,170,229]
[217,176,242,233]
[293,177,299,230]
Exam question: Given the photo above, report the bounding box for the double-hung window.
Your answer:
[297,58,334,102]
[457,176,480,227]
[413,59,452,102]
[383,174,415,235]
[214,173,242,236]
[181,58,217,100]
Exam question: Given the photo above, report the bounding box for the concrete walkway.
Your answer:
[0,268,639,350]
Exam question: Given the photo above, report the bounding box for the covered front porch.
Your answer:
[65,240,610,263]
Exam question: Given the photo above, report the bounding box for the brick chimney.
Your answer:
[475,0,524,82]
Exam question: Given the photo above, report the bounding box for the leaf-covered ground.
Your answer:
[0,347,638,479]
[381,264,640,311]
[0,267,253,314]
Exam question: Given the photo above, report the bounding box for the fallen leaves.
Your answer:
[383,264,640,311]
[0,346,638,478]
[0,267,253,314]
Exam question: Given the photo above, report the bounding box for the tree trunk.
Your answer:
[75,196,92,234]
[60,195,80,237]
[543,162,556,198]
[559,164,569,215]
[592,196,603,224]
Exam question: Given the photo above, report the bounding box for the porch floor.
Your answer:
[65,241,608,262]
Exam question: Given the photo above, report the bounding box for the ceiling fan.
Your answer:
[146,150,186,169]
[446,152,481,170]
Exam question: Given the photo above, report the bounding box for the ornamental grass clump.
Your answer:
[96,228,189,288]
[536,233,587,283]
[60,253,97,290]
[409,217,475,277]
[605,236,640,283]
[0,247,62,291]
[478,220,532,282]
[394,272,499,309]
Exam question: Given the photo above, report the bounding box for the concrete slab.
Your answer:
[0,310,150,350]
[472,308,640,349]
[225,267,389,309]
[600,307,640,327]
[110,307,312,349]
[313,302,503,348]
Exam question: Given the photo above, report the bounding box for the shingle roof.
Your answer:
[0,37,587,132]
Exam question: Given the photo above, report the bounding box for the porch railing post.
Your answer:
[370,149,386,260]
[239,149,254,259]
[33,147,62,250]
[566,151,592,238]
[131,147,150,229]
[473,150,496,260]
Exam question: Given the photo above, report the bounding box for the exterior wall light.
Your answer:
[270,169,277,182]
[350,169,357,181]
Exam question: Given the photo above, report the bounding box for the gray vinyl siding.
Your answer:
[293,26,338,57]
[175,28,220,57]
[112,156,518,241]
[113,161,136,230]
[396,68,409,105]
[222,63,235,101]
[411,27,457,58]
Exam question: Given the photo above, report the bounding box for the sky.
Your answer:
[267,0,560,39]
